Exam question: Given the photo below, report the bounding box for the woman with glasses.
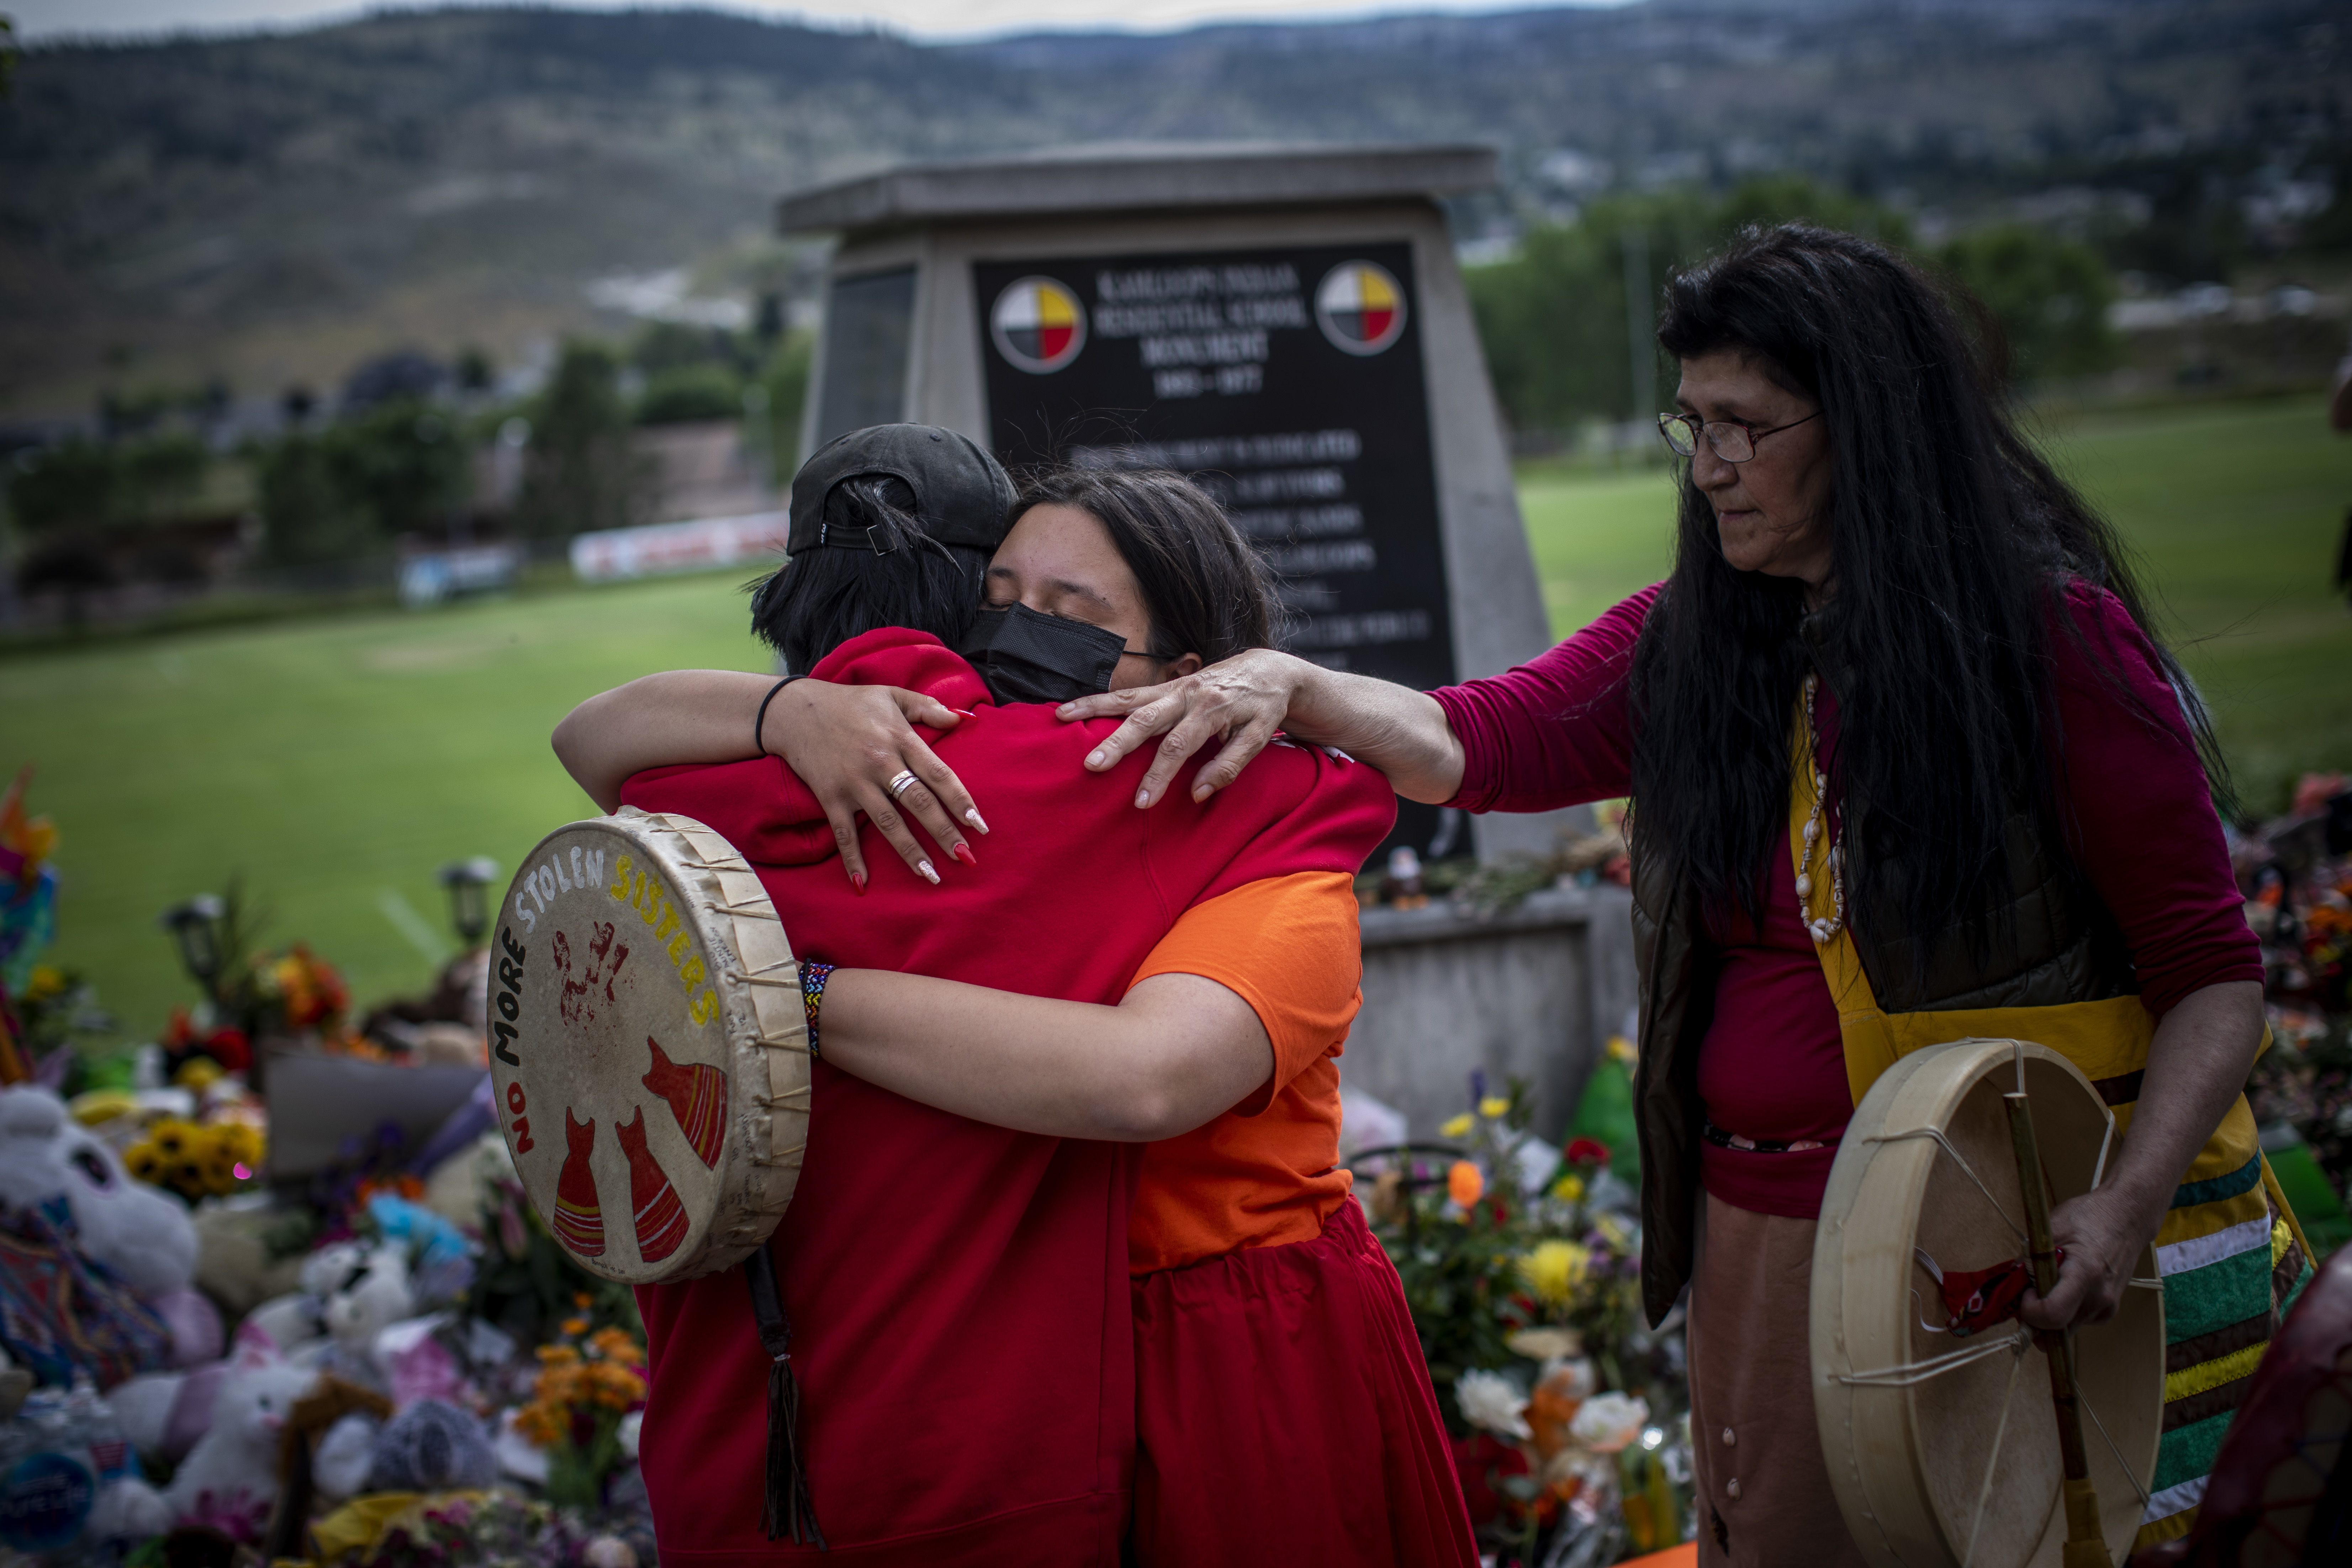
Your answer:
[1011,225,2295,1563]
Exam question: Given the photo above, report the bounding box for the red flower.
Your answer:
[201,1028,251,1071]
[1566,1136,1612,1166]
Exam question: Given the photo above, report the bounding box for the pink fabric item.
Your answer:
[162,1362,226,1463]
[152,1286,223,1369]
[1429,582,2261,1219]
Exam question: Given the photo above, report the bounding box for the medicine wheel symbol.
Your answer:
[1315,261,1407,356]
[990,277,1088,374]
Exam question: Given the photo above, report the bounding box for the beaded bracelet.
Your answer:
[799,961,835,1058]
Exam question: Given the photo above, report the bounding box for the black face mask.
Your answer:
[959,602,1138,706]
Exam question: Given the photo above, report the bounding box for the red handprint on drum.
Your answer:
[551,1109,604,1257]
[617,1108,689,1263]
[553,921,630,1027]
[641,1037,727,1169]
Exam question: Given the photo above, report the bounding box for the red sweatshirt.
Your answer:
[1431,583,2259,1219]
[621,628,1395,1565]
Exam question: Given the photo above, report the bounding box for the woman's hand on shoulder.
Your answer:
[1056,648,1315,809]
[762,680,986,889]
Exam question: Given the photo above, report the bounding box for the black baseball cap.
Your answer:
[786,424,1018,554]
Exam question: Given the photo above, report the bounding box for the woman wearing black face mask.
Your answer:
[960,468,1272,708]
[561,458,1478,1567]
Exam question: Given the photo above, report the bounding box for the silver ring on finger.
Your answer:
[886,770,921,800]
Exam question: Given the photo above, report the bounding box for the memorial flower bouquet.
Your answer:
[1366,1073,1690,1562]
[1368,1080,1547,1416]
[253,942,351,1034]
[312,1489,599,1568]
[122,1114,266,1202]
[515,1315,648,1509]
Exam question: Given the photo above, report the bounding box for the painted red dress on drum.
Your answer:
[621,627,1394,1566]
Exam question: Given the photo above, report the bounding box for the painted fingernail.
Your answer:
[952,842,977,867]
[850,872,867,896]
[1057,704,1077,719]
[1136,789,1151,808]
[954,709,976,719]
[964,808,989,834]
[1089,750,1108,769]
[917,860,939,885]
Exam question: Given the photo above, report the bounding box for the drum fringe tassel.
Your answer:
[744,1248,826,1549]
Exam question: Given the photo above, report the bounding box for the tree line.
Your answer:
[5,322,812,587]
[1465,177,2124,438]
[8,178,2136,583]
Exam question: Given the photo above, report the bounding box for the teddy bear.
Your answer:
[0,1087,220,1377]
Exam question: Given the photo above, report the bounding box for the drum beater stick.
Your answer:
[2004,1090,2110,1568]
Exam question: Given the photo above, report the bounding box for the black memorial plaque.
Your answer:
[976,241,1456,858]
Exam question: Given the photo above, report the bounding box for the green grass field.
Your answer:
[5,395,2349,1046]
[2,573,774,1045]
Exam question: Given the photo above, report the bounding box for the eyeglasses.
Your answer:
[1657,409,1822,463]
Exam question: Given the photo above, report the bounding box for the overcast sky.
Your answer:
[10,0,1624,45]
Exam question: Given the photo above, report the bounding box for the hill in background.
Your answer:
[1,0,2343,420]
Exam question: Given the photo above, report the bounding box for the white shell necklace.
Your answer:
[1797,672,1847,945]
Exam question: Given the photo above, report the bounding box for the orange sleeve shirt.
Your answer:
[1124,870,1364,1276]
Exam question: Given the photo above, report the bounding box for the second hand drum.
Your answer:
[489,807,811,1284]
[1813,1038,2166,1568]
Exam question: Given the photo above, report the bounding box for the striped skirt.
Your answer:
[2135,1141,2314,1549]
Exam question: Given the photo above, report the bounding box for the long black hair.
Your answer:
[750,474,990,674]
[1013,468,1279,665]
[1629,224,2220,965]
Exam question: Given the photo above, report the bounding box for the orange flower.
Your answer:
[587,1362,647,1409]
[1447,1160,1484,1208]
[560,1316,590,1337]
[535,1344,581,1366]
[1525,1382,1583,1462]
[590,1326,645,1366]
[515,1400,568,1447]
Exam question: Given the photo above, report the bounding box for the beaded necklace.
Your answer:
[1798,672,1846,945]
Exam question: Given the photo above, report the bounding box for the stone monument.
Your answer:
[778,141,1581,864]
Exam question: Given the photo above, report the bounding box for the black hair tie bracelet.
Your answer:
[755,674,808,757]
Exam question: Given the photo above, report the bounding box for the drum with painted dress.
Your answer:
[489,807,810,1284]
[1813,1038,2166,1568]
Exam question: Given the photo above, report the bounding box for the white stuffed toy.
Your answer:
[164,1329,317,1542]
[0,1087,219,1370]
[117,1239,417,1467]
[301,1241,416,1358]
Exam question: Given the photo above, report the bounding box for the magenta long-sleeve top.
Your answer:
[1428,584,2261,1218]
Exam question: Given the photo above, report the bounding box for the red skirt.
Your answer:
[1130,1199,1478,1568]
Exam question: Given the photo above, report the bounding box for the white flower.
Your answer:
[1570,1390,1649,1453]
[1453,1368,1532,1441]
